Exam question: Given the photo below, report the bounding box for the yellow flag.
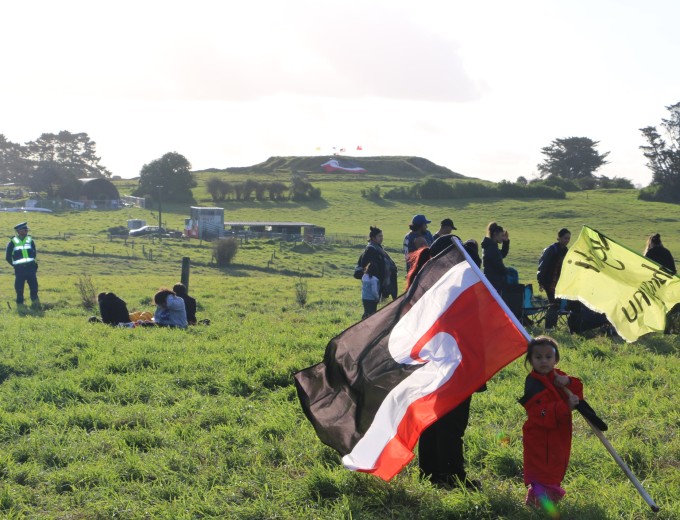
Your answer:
[555,226,680,342]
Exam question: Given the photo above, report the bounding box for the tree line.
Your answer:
[536,101,680,202]
[205,173,321,202]
[0,131,111,198]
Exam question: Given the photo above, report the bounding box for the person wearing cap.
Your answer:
[432,218,457,242]
[481,221,510,293]
[5,222,39,307]
[403,214,433,271]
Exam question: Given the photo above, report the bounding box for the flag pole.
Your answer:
[561,387,659,512]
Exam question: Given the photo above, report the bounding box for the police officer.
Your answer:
[5,222,39,307]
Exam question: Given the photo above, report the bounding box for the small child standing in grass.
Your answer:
[361,262,380,319]
[519,335,583,508]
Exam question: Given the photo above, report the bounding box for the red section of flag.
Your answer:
[295,240,528,481]
[368,282,524,480]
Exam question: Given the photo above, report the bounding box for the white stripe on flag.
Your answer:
[342,261,477,471]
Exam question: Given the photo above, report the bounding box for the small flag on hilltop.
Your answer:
[556,226,680,342]
[320,159,367,173]
[294,239,529,481]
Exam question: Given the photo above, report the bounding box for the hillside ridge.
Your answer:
[200,155,467,179]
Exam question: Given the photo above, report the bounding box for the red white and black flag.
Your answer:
[294,238,529,481]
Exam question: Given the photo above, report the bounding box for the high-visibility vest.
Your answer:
[11,236,36,265]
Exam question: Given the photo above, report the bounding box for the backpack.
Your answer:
[353,251,364,279]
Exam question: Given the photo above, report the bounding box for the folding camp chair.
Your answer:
[522,284,551,326]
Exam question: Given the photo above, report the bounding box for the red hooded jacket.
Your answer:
[519,368,583,486]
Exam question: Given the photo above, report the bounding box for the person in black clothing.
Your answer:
[643,233,676,274]
[481,222,510,293]
[97,292,131,325]
[360,226,398,301]
[173,283,197,325]
[406,236,482,491]
[432,218,456,242]
[537,228,571,329]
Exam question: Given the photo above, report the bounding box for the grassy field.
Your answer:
[0,178,677,519]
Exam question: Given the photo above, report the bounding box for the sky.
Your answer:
[2,0,679,185]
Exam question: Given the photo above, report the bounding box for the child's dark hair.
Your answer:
[369,226,382,239]
[524,335,560,369]
[154,288,175,306]
[364,262,379,277]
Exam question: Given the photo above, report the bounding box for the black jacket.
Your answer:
[481,237,509,291]
[360,243,398,300]
[537,242,568,290]
[99,293,130,325]
[645,245,676,275]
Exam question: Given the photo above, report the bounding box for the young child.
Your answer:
[519,336,583,508]
[361,262,380,319]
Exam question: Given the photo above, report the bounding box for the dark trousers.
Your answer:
[362,299,378,319]
[418,395,472,483]
[14,266,39,304]
[545,288,562,329]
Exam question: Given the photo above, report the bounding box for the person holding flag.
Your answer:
[407,235,484,490]
[519,335,583,509]
[295,235,529,482]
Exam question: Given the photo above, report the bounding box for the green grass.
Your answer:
[0,181,676,518]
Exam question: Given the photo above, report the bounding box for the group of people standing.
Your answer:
[355,215,676,508]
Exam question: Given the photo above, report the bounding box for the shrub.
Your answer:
[214,238,239,266]
[294,277,308,307]
[75,275,97,310]
[361,185,382,200]
[418,178,456,199]
[537,176,581,192]
[598,176,634,189]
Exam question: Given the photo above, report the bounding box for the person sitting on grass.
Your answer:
[97,292,131,326]
[153,288,188,329]
[173,283,197,325]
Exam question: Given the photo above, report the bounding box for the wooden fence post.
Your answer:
[181,257,191,292]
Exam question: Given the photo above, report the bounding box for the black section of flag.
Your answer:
[294,244,466,456]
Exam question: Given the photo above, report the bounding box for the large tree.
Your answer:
[640,101,680,201]
[537,137,610,181]
[135,152,196,203]
[0,134,29,183]
[25,131,111,178]
[26,162,80,199]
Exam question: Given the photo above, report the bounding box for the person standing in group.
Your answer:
[643,233,676,274]
[404,238,482,491]
[403,214,433,271]
[360,226,398,301]
[5,222,39,307]
[519,336,583,509]
[432,217,456,241]
[360,263,380,319]
[537,228,571,329]
[481,222,510,293]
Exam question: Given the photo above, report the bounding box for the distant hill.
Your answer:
[201,156,467,179]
